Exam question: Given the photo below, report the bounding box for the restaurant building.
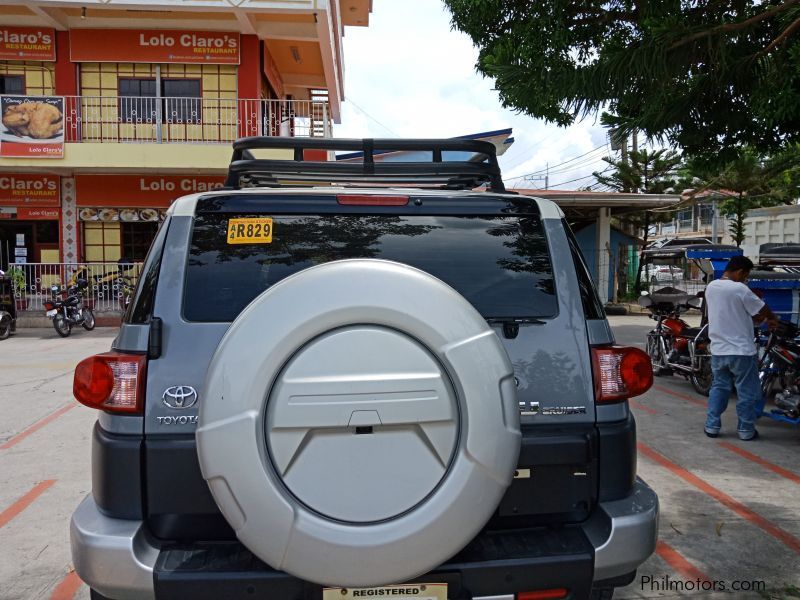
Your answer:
[0,0,369,270]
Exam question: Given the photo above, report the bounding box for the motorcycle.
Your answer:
[639,287,713,395]
[758,320,800,420]
[0,273,16,341]
[44,279,96,338]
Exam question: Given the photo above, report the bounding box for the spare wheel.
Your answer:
[197,259,520,587]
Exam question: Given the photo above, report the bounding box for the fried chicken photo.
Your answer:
[2,102,63,139]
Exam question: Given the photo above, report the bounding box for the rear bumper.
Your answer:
[71,478,658,600]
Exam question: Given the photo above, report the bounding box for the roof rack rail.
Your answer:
[223,137,506,193]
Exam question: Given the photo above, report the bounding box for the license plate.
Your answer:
[322,584,446,600]
[46,309,56,317]
[227,217,273,245]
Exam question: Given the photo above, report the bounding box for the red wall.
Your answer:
[238,34,261,138]
[54,31,78,142]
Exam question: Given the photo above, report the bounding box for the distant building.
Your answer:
[743,204,800,260]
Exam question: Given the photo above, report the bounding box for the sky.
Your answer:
[331,0,614,191]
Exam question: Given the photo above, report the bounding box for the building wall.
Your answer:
[0,60,55,94]
[77,62,238,143]
[743,206,800,259]
[574,223,640,300]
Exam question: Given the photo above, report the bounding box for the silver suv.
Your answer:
[70,138,658,600]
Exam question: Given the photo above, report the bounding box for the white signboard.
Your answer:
[14,247,27,257]
[15,233,24,246]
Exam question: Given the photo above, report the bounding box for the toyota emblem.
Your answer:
[162,386,198,410]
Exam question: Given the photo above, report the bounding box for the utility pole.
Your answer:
[524,162,549,189]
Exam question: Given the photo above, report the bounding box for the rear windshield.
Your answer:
[184,214,557,322]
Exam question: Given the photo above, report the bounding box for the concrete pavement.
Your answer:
[1,318,799,599]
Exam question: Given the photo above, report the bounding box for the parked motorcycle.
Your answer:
[0,273,16,341]
[639,287,713,395]
[758,320,800,419]
[44,279,96,338]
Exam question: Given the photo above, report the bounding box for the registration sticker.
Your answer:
[227,217,273,244]
[322,584,446,600]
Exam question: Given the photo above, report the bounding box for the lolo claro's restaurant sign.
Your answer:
[76,174,225,208]
[0,174,60,207]
[0,26,56,61]
[70,28,240,64]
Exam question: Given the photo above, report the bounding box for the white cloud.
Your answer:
[333,0,614,190]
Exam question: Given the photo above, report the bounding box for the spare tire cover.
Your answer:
[197,259,520,587]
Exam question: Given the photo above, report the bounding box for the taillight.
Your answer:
[592,346,653,403]
[517,589,568,600]
[73,352,147,414]
[44,301,55,310]
[337,194,409,206]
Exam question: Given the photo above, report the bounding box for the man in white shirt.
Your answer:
[704,256,778,440]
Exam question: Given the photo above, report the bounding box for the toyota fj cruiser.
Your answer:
[70,137,658,600]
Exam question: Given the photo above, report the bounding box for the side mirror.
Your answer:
[640,291,650,297]
[687,296,703,309]
[638,295,653,307]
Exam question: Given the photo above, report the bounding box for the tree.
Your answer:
[592,148,682,291]
[694,148,799,246]
[444,1,800,166]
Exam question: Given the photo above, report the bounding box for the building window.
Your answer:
[0,75,25,94]
[117,77,200,124]
[83,222,121,263]
[162,79,201,124]
[118,78,157,123]
[121,222,159,261]
[697,203,714,227]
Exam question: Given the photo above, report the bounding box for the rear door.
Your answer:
[145,191,596,438]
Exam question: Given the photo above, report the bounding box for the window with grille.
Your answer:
[162,79,201,124]
[0,75,24,94]
[121,222,159,261]
[118,78,157,123]
[117,77,200,124]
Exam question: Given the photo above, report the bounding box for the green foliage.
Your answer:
[592,148,682,291]
[444,0,800,166]
[8,267,25,294]
[593,148,682,193]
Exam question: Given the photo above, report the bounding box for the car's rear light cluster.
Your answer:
[591,346,653,403]
[73,352,147,414]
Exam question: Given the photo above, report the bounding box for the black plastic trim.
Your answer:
[145,436,233,540]
[153,527,593,599]
[142,419,636,539]
[224,136,506,192]
[91,423,143,520]
[597,414,637,502]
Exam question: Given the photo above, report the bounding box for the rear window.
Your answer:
[183,214,557,322]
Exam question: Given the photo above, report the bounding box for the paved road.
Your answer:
[1,319,799,599]
[610,315,800,600]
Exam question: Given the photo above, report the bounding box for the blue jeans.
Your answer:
[705,355,761,439]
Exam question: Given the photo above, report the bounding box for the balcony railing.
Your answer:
[59,96,331,144]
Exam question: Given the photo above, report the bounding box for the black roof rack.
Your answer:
[223,137,506,192]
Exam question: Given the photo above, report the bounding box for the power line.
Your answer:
[499,127,573,171]
[345,99,400,137]
[504,143,609,181]
[548,166,613,189]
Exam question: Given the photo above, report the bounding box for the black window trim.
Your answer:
[563,220,605,320]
